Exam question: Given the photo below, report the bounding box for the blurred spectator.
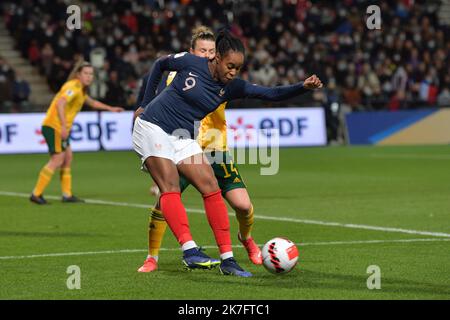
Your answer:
[0,56,15,82]
[0,77,13,111]
[28,40,40,66]
[419,72,439,105]
[1,0,449,113]
[358,63,382,110]
[389,90,408,111]
[104,70,127,107]
[342,76,362,111]
[391,65,408,93]
[437,87,450,108]
[40,43,54,78]
[0,56,15,111]
[12,73,31,103]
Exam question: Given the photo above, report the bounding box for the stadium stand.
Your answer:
[1,0,449,142]
[0,54,32,113]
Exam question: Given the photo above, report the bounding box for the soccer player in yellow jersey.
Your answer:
[135,27,262,272]
[30,61,124,204]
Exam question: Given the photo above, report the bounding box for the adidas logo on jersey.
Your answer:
[233,177,241,183]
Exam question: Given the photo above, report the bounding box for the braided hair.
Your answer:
[215,30,245,58]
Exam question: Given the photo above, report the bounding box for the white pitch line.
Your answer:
[297,238,450,246]
[0,249,147,260]
[370,154,450,160]
[0,238,448,261]
[1,191,450,238]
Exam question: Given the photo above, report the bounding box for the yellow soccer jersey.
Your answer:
[166,72,228,151]
[197,103,228,151]
[166,71,177,86]
[42,79,87,132]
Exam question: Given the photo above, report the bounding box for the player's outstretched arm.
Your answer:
[141,52,191,107]
[230,74,323,102]
[85,96,124,112]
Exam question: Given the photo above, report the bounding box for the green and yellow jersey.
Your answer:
[42,79,87,132]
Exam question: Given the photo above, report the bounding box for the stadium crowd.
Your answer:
[1,0,450,114]
[0,55,31,112]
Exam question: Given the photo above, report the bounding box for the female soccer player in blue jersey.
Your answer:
[132,30,322,277]
[136,27,265,274]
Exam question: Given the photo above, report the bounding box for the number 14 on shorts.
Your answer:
[221,161,239,178]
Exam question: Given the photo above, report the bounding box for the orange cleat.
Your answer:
[238,234,263,265]
[137,257,158,273]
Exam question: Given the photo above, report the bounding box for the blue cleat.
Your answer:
[62,195,85,203]
[182,247,220,270]
[219,257,253,277]
[30,194,48,205]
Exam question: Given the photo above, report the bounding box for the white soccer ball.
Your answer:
[262,237,299,274]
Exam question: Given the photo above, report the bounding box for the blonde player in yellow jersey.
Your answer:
[135,26,262,273]
[30,61,124,205]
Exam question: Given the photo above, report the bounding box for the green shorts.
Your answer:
[179,151,246,196]
[42,126,70,154]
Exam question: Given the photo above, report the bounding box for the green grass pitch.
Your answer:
[0,146,449,299]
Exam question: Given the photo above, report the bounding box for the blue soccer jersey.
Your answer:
[135,72,169,110]
[140,52,308,137]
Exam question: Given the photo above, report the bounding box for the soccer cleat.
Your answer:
[182,247,220,270]
[238,233,263,265]
[30,194,48,205]
[219,257,253,277]
[137,257,158,273]
[62,195,85,203]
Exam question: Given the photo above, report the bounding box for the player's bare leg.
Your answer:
[143,156,219,270]
[178,154,252,277]
[225,188,262,265]
[46,152,66,171]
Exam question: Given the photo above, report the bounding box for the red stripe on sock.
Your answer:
[159,192,192,245]
[203,190,232,254]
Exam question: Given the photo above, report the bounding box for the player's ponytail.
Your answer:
[191,25,215,49]
[67,59,93,82]
[215,30,245,58]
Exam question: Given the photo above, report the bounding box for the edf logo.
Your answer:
[260,117,308,137]
[103,122,118,140]
[0,124,18,143]
[69,121,117,141]
[70,121,100,141]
